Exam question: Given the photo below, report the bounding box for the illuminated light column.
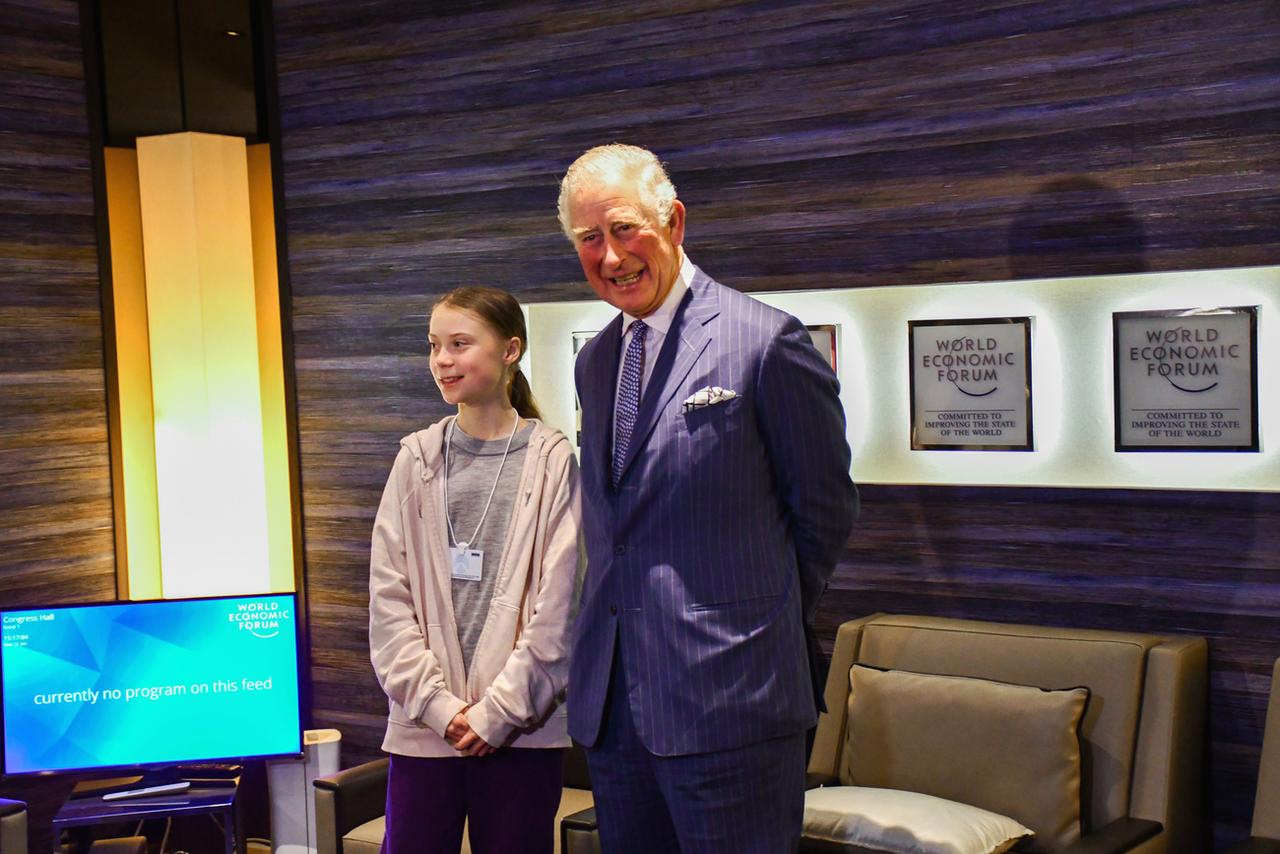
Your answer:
[245,144,295,595]
[104,147,162,599]
[129,131,280,597]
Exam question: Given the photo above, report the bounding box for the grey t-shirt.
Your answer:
[444,419,533,677]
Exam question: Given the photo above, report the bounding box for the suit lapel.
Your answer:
[614,269,721,485]
[581,314,623,496]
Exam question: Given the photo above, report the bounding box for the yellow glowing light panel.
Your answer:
[135,133,279,597]
[246,143,295,594]
[103,148,162,599]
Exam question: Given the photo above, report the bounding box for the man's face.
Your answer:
[567,176,686,318]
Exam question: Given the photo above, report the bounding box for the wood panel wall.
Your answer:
[271,1,1280,846]
[0,0,116,849]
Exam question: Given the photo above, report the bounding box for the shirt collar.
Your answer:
[621,253,694,338]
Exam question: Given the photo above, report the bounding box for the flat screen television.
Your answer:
[0,593,303,783]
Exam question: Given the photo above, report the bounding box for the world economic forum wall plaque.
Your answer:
[1112,307,1258,452]
[805,324,839,373]
[909,317,1033,451]
[571,330,598,448]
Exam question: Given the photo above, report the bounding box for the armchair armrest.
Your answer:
[1054,818,1161,854]
[0,799,27,854]
[314,758,390,854]
[560,806,599,854]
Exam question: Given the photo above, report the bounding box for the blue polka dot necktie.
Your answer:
[613,320,648,487]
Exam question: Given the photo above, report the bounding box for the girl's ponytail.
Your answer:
[508,367,541,420]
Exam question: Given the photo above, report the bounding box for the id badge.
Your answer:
[449,545,484,581]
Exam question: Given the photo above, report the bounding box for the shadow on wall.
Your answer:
[1007,177,1147,280]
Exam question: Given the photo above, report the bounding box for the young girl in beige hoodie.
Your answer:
[369,286,580,854]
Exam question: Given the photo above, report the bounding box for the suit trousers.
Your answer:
[585,643,806,854]
[381,748,564,854]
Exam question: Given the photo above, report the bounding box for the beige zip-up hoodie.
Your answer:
[369,417,580,756]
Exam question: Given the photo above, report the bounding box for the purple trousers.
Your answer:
[381,749,564,854]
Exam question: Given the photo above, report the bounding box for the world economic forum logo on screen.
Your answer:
[226,599,291,639]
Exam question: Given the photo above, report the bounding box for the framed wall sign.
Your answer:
[806,324,839,373]
[909,317,1034,451]
[1112,307,1258,452]
[571,331,598,447]
[571,330,596,356]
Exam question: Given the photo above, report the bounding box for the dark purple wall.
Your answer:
[0,1,117,849]
[274,0,1278,847]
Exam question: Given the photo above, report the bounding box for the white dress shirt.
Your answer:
[612,253,694,453]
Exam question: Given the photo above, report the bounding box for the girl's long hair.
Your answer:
[432,287,542,419]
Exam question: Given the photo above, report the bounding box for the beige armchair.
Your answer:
[0,799,26,854]
[1225,657,1280,853]
[805,614,1208,853]
[315,744,597,854]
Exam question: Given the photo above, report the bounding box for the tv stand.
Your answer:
[53,779,241,854]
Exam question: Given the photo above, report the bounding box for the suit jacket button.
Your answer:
[610,605,618,615]
[613,545,626,556]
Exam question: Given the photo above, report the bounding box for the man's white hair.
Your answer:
[557,144,678,241]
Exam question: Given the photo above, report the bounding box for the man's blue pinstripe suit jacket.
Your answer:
[567,266,859,757]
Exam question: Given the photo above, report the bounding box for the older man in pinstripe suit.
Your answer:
[559,144,858,853]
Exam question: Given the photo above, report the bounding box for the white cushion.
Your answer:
[803,786,1033,854]
[842,666,1087,850]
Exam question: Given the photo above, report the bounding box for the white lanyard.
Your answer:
[443,411,520,550]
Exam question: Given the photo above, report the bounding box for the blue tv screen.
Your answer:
[0,593,302,775]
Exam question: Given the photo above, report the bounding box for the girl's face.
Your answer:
[428,304,520,409]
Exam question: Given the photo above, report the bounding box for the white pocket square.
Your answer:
[682,386,738,411]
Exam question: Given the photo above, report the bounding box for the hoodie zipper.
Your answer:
[464,431,550,702]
